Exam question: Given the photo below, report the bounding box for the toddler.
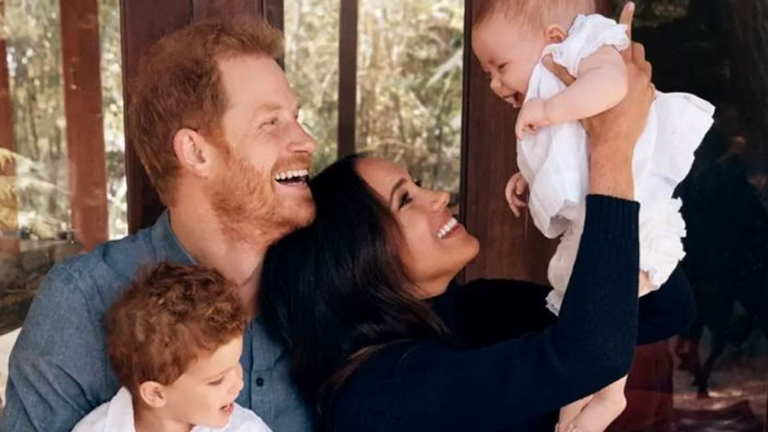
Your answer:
[472,1,714,432]
[72,263,272,432]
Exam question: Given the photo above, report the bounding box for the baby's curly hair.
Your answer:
[473,0,595,30]
[106,263,246,395]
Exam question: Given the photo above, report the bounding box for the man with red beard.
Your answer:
[0,19,316,432]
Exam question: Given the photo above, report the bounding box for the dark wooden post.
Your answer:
[337,0,358,158]
[60,0,109,250]
[192,0,262,21]
[459,0,619,285]
[121,0,263,233]
[460,0,555,284]
[121,0,190,233]
[262,0,284,32]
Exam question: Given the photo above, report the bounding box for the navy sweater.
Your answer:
[324,195,695,432]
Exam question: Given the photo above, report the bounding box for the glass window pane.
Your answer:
[356,0,464,197]
[0,0,126,407]
[1,0,73,407]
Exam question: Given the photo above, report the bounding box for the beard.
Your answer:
[207,154,315,247]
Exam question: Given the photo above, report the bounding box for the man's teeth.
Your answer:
[437,218,458,239]
[274,169,309,181]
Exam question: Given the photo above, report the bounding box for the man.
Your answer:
[0,18,316,432]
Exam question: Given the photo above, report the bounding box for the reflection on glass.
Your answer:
[5,0,69,244]
[357,0,464,196]
[284,0,341,174]
[1,0,74,408]
[605,0,768,430]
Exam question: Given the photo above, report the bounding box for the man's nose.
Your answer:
[289,121,317,155]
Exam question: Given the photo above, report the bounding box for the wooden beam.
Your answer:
[192,0,261,22]
[597,0,614,16]
[60,0,108,250]
[460,0,555,284]
[121,0,189,233]
[262,0,284,32]
[0,27,19,257]
[0,36,15,185]
[337,0,358,158]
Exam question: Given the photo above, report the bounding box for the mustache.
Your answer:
[273,155,313,173]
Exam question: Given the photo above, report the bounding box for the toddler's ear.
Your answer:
[139,381,168,408]
[544,24,567,43]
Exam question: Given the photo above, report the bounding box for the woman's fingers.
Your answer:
[618,2,635,41]
[631,43,652,78]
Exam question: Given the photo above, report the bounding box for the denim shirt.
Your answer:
[0,212,312,432]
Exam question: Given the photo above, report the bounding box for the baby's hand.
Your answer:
[515,98,551,140]
[505,172,528,218]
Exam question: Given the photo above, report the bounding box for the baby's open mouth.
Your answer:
[503,92,524,107]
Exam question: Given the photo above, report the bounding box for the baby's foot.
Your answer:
[564,393,626,432]
[558,396,591,432]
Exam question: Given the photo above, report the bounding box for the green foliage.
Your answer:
[285,0,465,194]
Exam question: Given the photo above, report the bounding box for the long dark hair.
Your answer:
[261,154,448,411]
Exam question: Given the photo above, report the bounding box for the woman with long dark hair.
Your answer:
[261,16,693,432]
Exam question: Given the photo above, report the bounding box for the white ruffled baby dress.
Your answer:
[515,14,715,314]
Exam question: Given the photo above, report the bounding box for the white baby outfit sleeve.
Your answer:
[516,14,715,315]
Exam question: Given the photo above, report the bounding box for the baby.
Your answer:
[472,1,714,432]
[72,263,272,432]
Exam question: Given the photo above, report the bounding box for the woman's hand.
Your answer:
[543,2,654,199]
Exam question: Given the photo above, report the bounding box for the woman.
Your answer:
[261,11,693,432]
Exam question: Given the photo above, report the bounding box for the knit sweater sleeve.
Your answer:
[435,268,694,348]
[327,195,640,432]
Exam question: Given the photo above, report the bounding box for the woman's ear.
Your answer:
[173,128,217,178]
[138,381,168,409]
[544,24,567,43]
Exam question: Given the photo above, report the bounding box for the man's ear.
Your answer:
[544,24,567,43]
[173,128,217,178]
[138,381,168,409]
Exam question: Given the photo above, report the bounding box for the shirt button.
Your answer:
[255,377,265,387]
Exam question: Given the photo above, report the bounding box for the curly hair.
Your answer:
[127,17,283,204]
[105,263,246,395]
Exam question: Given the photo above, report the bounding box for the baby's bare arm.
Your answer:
[544,46,629,124]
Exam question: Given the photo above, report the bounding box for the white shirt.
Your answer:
[71,387,273,432]
[517,14,715,313]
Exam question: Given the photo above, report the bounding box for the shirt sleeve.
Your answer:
[0,266,110,432]
[329,195,640,432]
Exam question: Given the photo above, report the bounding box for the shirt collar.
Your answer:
[150,210,197,265]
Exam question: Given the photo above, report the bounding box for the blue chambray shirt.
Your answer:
[0,212,312,432]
